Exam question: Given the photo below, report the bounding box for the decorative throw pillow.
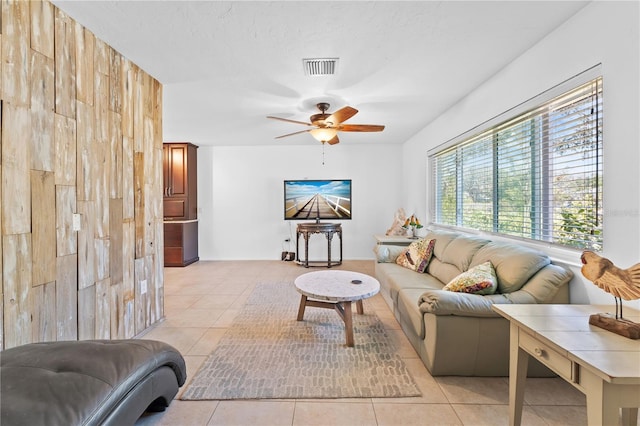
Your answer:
[443,261,498,295]
[395,238,435,273]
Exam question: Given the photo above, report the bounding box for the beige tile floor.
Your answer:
[135,260,595,426]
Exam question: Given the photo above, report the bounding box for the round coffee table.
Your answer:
[294,270,380,347]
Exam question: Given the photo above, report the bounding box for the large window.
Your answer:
[430,76,603,251]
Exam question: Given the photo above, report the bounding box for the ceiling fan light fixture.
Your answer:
[267,103,384,145]
[303,58,339,76]
[310,127,338,143]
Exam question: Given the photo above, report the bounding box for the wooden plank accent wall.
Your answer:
[0,4,3,350]
[0,0,164,350]
[31,170,56,286]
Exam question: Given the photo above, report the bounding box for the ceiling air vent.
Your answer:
[303,58,338,76]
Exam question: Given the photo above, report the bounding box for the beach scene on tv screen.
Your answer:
[285,180,351,220]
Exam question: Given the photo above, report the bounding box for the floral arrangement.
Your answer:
[402,214,423,237]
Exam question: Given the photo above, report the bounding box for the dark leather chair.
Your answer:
[1,339,187,425]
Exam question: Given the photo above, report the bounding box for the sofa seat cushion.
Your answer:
[377,262,444,304]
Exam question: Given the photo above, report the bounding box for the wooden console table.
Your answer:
[296,222,342,268]
[492,304,640,426]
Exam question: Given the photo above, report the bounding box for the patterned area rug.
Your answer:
[181,281,421,400]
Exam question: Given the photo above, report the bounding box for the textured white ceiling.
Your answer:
[52,1,588,147]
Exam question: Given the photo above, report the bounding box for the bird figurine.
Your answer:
[581,251,640,301]
[581,250,640,339]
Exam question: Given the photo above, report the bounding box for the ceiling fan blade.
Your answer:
[326,106,358,125]
[275,129,313,139]
[338,124,385,132]
[327,135,340,145]
[267,116,313,126]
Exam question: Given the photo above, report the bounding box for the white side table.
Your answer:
[373,234,415,246]
[492,304,640,426]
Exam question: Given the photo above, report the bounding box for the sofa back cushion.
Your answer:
[425,230,458,259]
[427,258,463,286]
[469,242,550,293]
[425,230,490,284]
[441,236,490,271]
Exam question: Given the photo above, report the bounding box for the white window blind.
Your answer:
[430,76,603,250]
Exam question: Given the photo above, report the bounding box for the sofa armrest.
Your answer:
[418,289,538,317]
[373,244,408,263]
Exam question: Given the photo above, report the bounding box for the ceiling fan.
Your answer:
[267,103,385,145]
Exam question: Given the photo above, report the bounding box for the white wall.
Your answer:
[402,1,640,308]
[197,143,403,260]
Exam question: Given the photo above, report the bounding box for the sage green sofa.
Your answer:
[374,229,573,376]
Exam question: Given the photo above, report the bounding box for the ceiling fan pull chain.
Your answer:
[322,142,325,165]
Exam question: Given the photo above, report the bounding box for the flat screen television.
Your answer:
[284,179,352,221]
